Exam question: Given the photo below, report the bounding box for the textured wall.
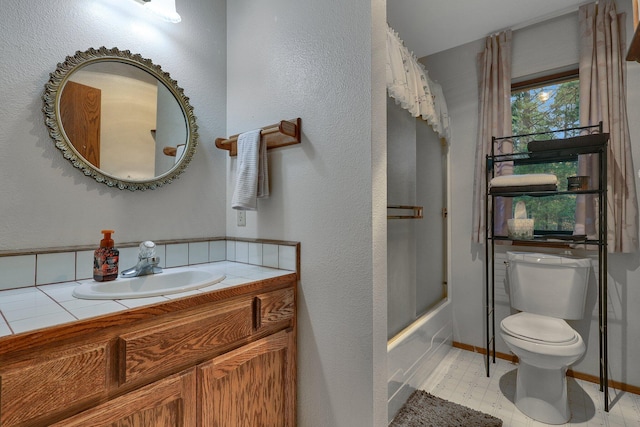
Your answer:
[0,0,227,250]
[227,0,387,425]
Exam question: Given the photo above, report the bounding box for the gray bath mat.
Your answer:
[390,390,503,427]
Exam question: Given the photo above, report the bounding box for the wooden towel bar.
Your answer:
[215,118,301,156]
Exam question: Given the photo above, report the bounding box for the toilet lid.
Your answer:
[501,312,578,345]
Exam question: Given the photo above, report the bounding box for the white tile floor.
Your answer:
[420,348,640,426]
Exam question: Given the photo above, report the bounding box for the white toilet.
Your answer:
[500,251,591,425]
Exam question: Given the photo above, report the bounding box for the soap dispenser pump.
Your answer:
[94,229,119,282]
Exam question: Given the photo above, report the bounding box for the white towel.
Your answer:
[231,129,269,210]
[490,173,558,188]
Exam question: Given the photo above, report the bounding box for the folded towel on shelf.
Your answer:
[231,129,269,210]
[490,173,558,188]
[490,184,557,194]
[527,133,609,152]
[489,174,558,194]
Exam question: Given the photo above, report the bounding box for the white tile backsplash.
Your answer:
[0,239,298,292]
[166,243,189,268]
[155,245,166,268]
[278,245,297,271]
[118,246,140,273]
[188,242,209,265]
[36,252,76,285]
[226,240,236,261]
[235,241,249,263]
[263,244,279,268]
[0,255,35,290]
[248,243,263,265]
[209,240,226,262]
[76,250,94,280]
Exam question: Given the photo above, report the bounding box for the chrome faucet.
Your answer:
[121,241,163,278]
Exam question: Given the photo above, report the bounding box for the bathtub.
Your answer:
[387,299,452,423]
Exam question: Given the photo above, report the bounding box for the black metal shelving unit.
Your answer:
[484,122,610,411]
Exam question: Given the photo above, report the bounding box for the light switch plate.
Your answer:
[237,210,246,227]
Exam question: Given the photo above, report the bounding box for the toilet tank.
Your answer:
[506,252,591,320]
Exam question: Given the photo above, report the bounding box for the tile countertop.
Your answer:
[0,261,293,337]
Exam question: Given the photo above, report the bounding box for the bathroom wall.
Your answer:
[226,1,388,425]
[0,0,227,250]
[1,0,389,425]
[424,2,640,389]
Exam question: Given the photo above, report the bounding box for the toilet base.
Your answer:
[514,361,570,424]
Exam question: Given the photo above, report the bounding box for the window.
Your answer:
[510,72,579,233]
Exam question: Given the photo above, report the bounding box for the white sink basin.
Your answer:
[72,269,225,300]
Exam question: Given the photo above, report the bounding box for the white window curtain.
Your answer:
[472,30,513,243]
[577,0,639,253]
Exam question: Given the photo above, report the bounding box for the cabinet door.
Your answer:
[51,368,196,427]
[198,329,295,427]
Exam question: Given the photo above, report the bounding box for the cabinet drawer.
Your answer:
[254,288,295,330]
[0,341,110,427]
[119,299,254,385]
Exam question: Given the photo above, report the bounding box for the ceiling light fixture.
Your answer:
[144,0,181,23]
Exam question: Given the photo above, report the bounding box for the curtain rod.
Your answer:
[489,1,590,36]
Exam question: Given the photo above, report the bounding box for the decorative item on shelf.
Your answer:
[507,219,534,240]
[215,118,301,157]
[507,201,534,239]
[567,175,589,191]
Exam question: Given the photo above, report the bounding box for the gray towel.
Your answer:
[232,129,269,210]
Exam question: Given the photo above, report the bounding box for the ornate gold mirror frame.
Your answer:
[43,47,198,191]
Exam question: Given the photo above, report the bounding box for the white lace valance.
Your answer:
[386,24,450,143]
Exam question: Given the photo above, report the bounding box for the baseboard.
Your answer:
[452,341,640,395]
[452,341,517,363]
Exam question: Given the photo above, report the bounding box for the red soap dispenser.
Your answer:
[94,229,119,282]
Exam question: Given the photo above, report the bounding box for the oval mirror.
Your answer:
[43,47,198,190]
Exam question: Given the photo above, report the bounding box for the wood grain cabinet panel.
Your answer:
[0,276,296,427]
[119,299,254,385]
[198,329,296,427]
[51,368,196,427]
[0,341,110,427]
[254,288,295,330]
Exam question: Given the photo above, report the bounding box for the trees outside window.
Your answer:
[511,75,579,233]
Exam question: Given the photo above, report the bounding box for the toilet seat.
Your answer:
[501,312,580,346]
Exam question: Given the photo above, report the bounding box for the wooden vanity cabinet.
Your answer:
[0,340,112,426]
[198,329,295,427]
[0,275,296,427]
[51,368,197,427]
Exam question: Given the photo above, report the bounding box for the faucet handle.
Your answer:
[139,241,156,258]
